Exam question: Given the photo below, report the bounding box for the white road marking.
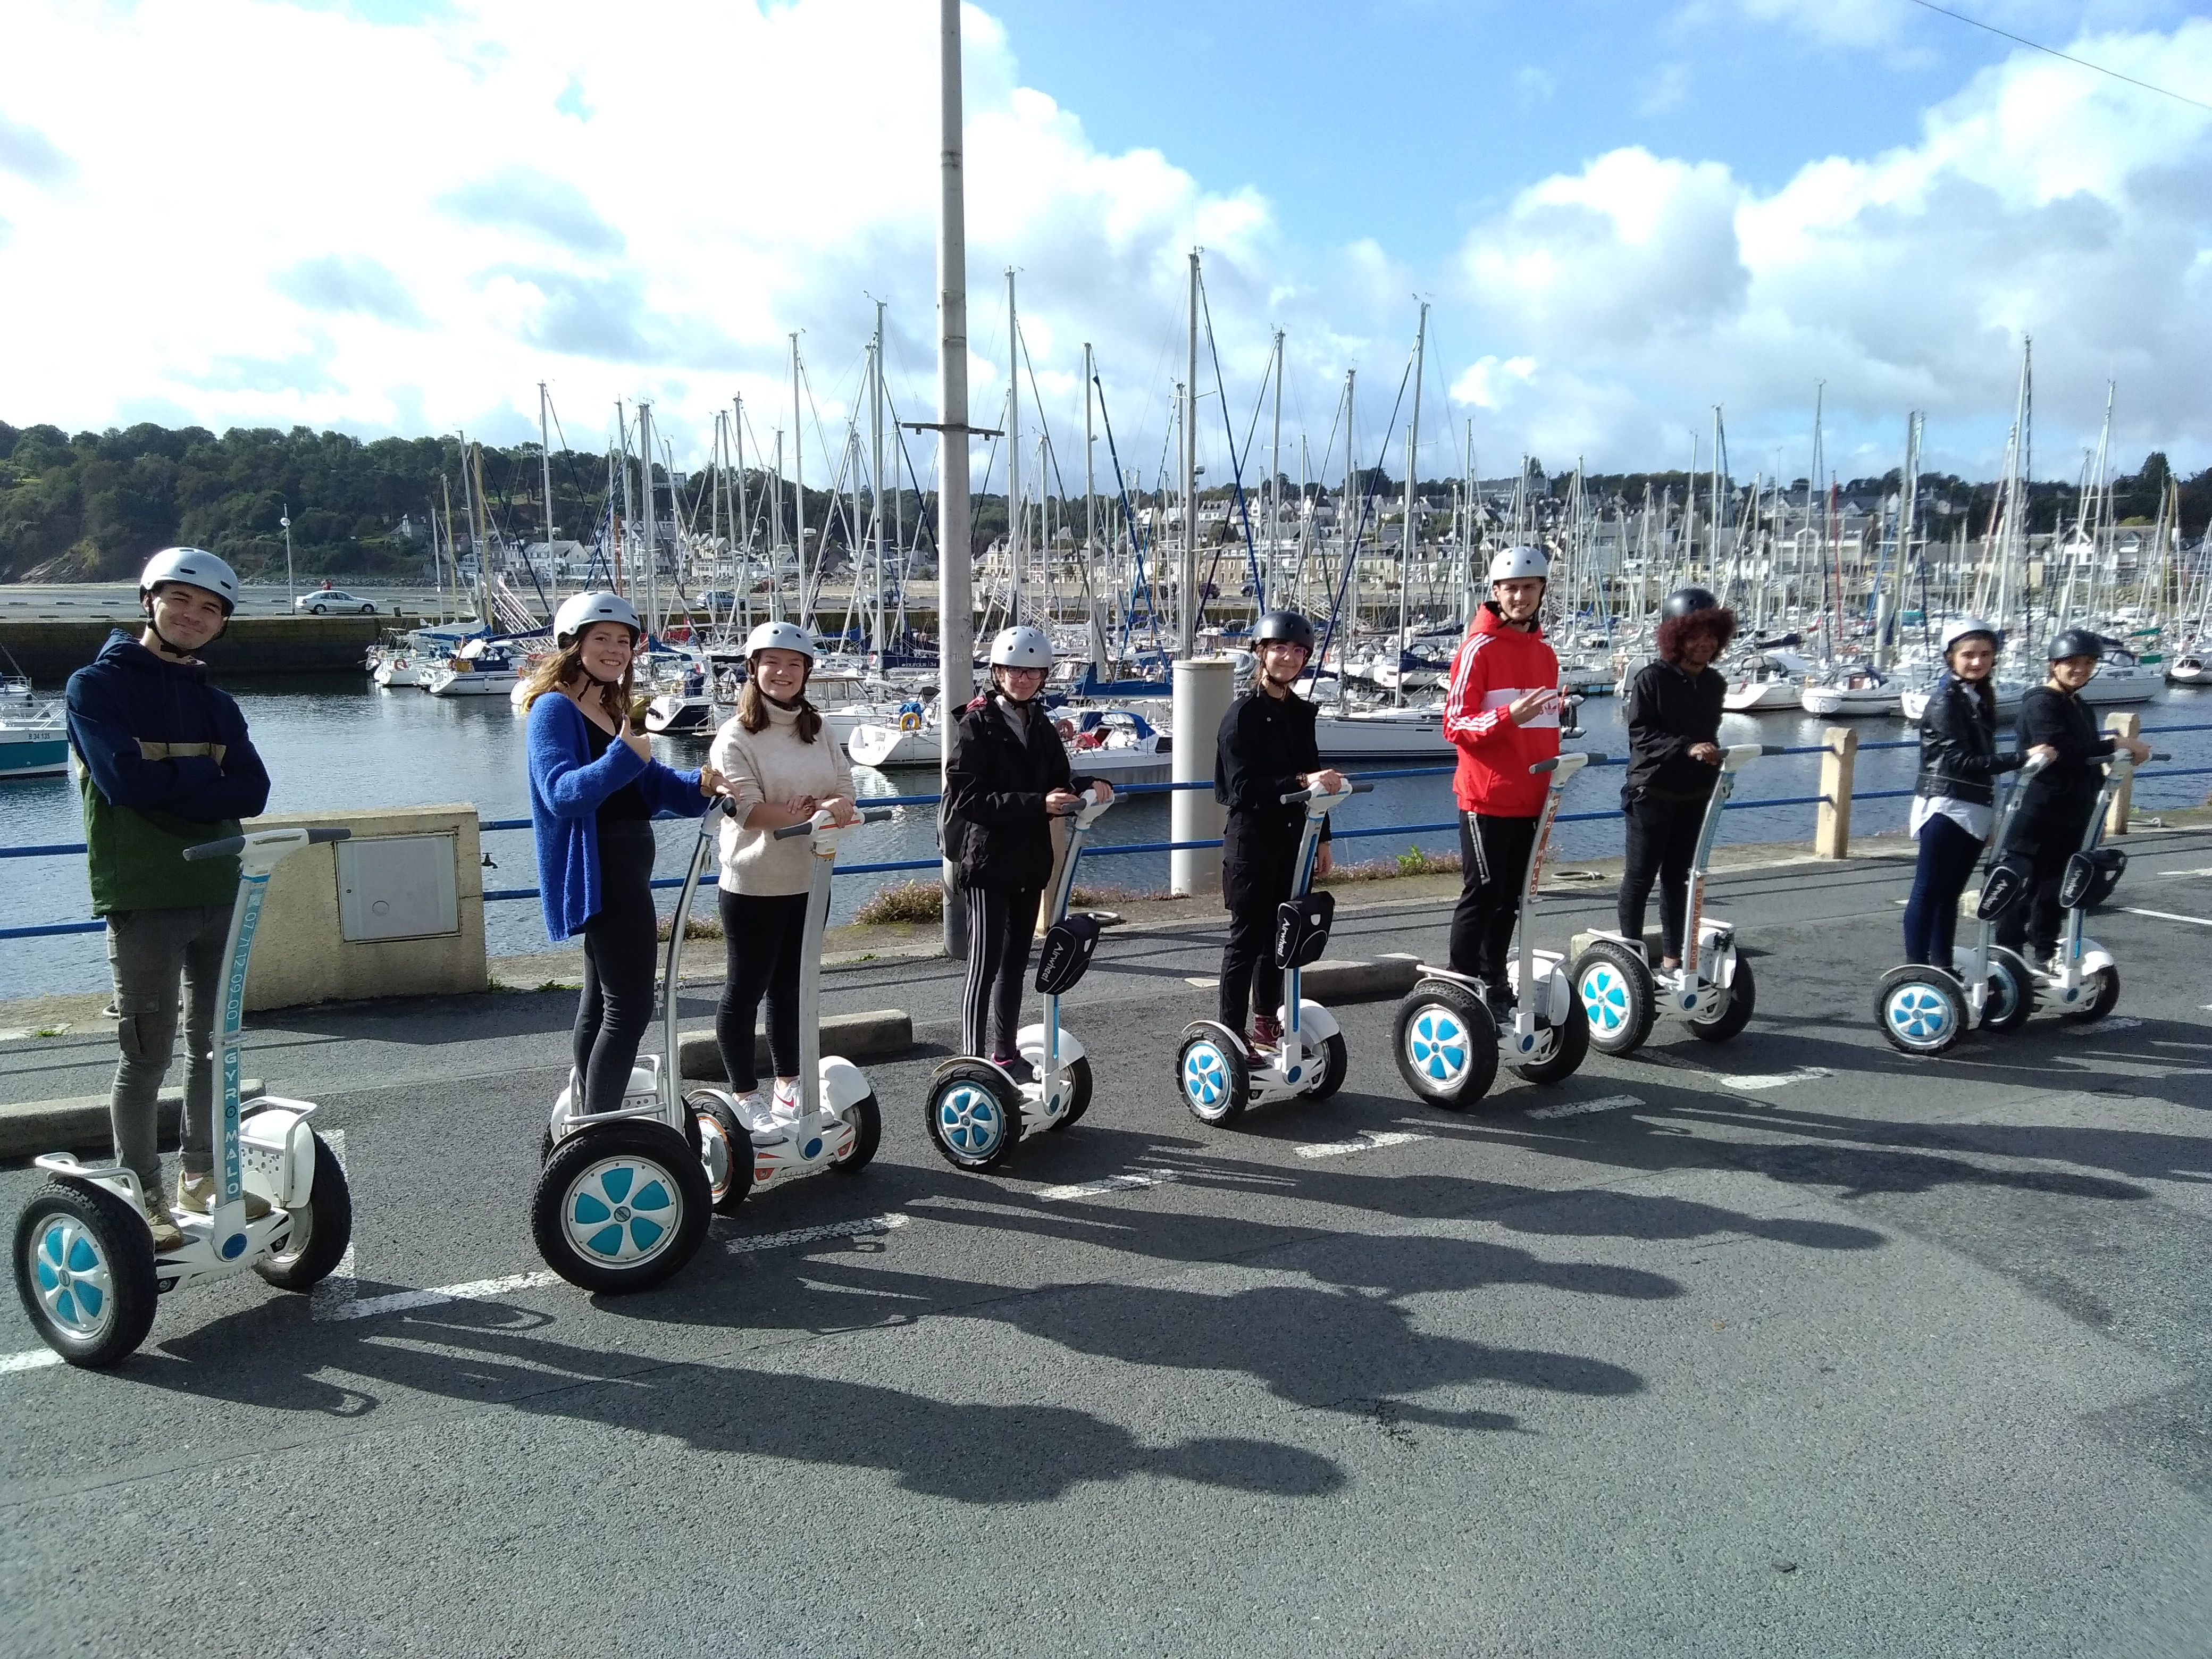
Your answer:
[1526,1094,1645,1121]
[2082,1016,2143,1032]
[1296,1130,1430,1160]
[0,1348,64,1375]
[725,1212,909,1252]
[1701,1066,1834,1091]
[322,1269,565,1322]
[2123,907,2212,928]
[1183,976,1221,988]
[2155,867,2212,879]
[1036,1170,1179,1201]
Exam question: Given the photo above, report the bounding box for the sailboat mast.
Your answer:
[1398,301,1427,707]
[1181,249,1199,658]
[636,400,658,638]
[790,334,807,626]
[539,382,558,607]
[1006,269,1021,626]
[873,301,887,660]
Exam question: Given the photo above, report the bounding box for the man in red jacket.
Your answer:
[1441,545,1562,1009]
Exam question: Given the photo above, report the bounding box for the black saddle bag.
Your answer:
[2059,846,2127,910]
[1034,914,1103,994]
[1274,890,1335,969]
[1976,856,2034,920]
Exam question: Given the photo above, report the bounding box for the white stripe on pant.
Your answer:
[961,886,1044,1059]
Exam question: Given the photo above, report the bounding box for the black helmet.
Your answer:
[1252,610,1316,651]
[2047,627,2104,664]
[1662,587,1720,620]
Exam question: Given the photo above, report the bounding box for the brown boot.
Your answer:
[140,1191,185,1252]
[176,1169,271,1221]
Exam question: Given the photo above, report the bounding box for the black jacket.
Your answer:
[1913,674,2019,807]
[2017,684,2114,817]
[1216,687,1330,911]
[942,692,1100,892]
[1622,660,1724,802]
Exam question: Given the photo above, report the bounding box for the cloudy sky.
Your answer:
[2,0,2207,495]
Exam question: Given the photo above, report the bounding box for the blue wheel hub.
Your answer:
[1580,967,1629,1033]
[1405,1008,1469,1084]
[1182,1043,1228,1108]
[29,1214,113,1338]
[563,1157,678,1264]
[1887,984,1952,1041]
[936,1083,1005,1157]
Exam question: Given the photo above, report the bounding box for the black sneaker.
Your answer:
[991,1054,1037,1087]
[1482,983,1518,1021]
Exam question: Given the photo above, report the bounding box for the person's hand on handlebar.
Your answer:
[1045,788,1083,814]
[1088,781,1115,805]
[2026,743,2059,767]
[1688,742,1721,766]
[697,765,727,798]
[821,793,858,826]
[1304,768,1347,794]
[1507,687,1559,726]
[2118,735,2150,764]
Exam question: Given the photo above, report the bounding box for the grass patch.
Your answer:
[1070,882,1172,907]
[655,915,724,942]
[1320,846,1461,885]
[854,881,943,925]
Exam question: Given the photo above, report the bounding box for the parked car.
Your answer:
[295,589,379,615]
[693,590,738,611]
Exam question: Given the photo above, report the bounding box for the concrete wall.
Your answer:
[243,803,485,1011]
[0,614,415,680]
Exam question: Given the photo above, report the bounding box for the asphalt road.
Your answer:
[3,840,2210,1658]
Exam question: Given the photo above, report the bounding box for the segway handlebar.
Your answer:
[182,826,350,861]
[1528,751,1605,776]
[771,807,895,840]
[1279,781,1372,804]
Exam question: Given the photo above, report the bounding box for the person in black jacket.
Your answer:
[1215,611,1345,1049]
[1996,630,2149,965]
[942,625,1111,1067]
[1616,590,1735,968]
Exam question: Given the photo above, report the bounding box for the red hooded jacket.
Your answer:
[1442,603,1561,816]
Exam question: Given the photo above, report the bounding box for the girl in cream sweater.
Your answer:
[707,624,857,1125]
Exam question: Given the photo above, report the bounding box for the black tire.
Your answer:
[311,604,326,615]
[1875,965,1966,1055]
[540,1121,555,1164]
[831,1093,882,1174]
[1574,942,1657,1056]
[687,1091,750,1216]
[2060,963,2121,1024]
[1308,1034,1350,1102]
[1046,1058,1093,1131]
[1176,1025,1250,1126]
[1688,956,1756,1044]
[531,1121,710,1293]
[359,604,375,615]
[1511,996,1590,1085]
[1982,948,2037,1032]
[1392,981,1500,1110]
[14,1180,158,1368]
[926,1062,1021,1170]
[255,1130,353,1292]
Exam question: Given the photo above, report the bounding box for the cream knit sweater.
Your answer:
[708,700,857,896]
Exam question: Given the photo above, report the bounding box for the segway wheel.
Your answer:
[2059,963,2120,1024]
[1392,980,1499,1110]
[926,1063,1020,1171]
[1574,943,1656,1056]
[1176,1026,1250,1126]
[687,1091,751,1215]
[256,1130,353,1292]
[14,1180,158,1368]
[1981,949,2037,1032]
[532,1122,710,1294]
[1511,999,1590,1085]
[1308,1034,1350,1102]
[831,1094,882,1174]
[1687,957,1756,1044]
[1046,1058,1094,1132]
[1874,965,1965,1056]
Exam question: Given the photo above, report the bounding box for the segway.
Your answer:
[1393,752,1598,1108]
[533,798,745,1292]
[1571,743,1782,1055]
[1872,753,2053,1056]
[926,785,1115,1170]
[14,827,355,1367]
[685,805,896,1201]
[2025,745,2156,1024]
[1175,780,1367,1126]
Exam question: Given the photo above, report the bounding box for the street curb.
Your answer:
[1,1079,265,1161]
[1301,957,1422,1001]
[676,1010,912,1083]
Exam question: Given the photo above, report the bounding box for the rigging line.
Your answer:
[1313,354,1415,686]
[1091,370,1168,666]
[1194,270,1267,619]
[1899,0,2212,114]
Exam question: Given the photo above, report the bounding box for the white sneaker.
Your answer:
[770,1078,803,1121]
[730,1090,774,1132]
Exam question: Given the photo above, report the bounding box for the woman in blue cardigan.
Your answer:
[523,592,722,1116]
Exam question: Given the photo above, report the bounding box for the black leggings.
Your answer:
[1220,900,1284,1034]
[716,890,808,1093]
[962,886,1042,1060]
[1996,804,2095,962]
[573,821,660,1116]
[1449,812,1537,984]
[1901,811,1984,970]
[1618,792,1707,960]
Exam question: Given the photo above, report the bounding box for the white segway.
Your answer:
[13,827,355,1367]
[685,805,896,1201]
[1571,743,1781,1055]
[1175,781,1367,1126]
[2023,746,2155,1024]
[1392,753,1597,1108]
[926,785,1114,1170]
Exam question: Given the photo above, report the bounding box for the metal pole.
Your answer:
[637,400,658,638]
[1269,328,1283,611]
[872,300,887,663]
[539,381,558,602]
[281,502,294,611]
[1181,249,1199,659]
[733,396,750,635]
[1399,301,1426,707]
[792,333,807,627]
[1006,267,1021,626]
[936,0,974,959]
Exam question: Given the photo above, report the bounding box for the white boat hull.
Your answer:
[1799,685,1899,717]
[848,723,942,768]
[0,715,69,778]
[424,668,521,698]
[2076,665,2157,705]
[1723,677,1802,711]
[1311,709,1452,759]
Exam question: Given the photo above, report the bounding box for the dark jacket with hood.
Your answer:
[1913,673,2020,807]
[65,630,273,915]
[942,691,1102,892]
[2016,683,2115,821]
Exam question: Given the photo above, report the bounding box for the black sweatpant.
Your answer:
[1901,810,1984,970]
[716,889,808,1093]
[1449,811,1538,985]
[573,820,661,1116]
[962,885,1043,1060]
[1219,815,1301,1033]
[1617,791,1708,961]
[1996,802,2095,962]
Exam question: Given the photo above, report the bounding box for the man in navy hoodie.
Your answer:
[65,549,271,1249]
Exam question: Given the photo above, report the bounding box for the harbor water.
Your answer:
[3,674,2207,1000]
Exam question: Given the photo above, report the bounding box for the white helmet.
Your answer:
[139,547,238,613]
[553,590,641,648]
[988,625,1054,668]
[1487,545,1549,584]
[1940,617,2000,656]
[743,619,817,661]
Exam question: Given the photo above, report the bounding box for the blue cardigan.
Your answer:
[526,692,710,940]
